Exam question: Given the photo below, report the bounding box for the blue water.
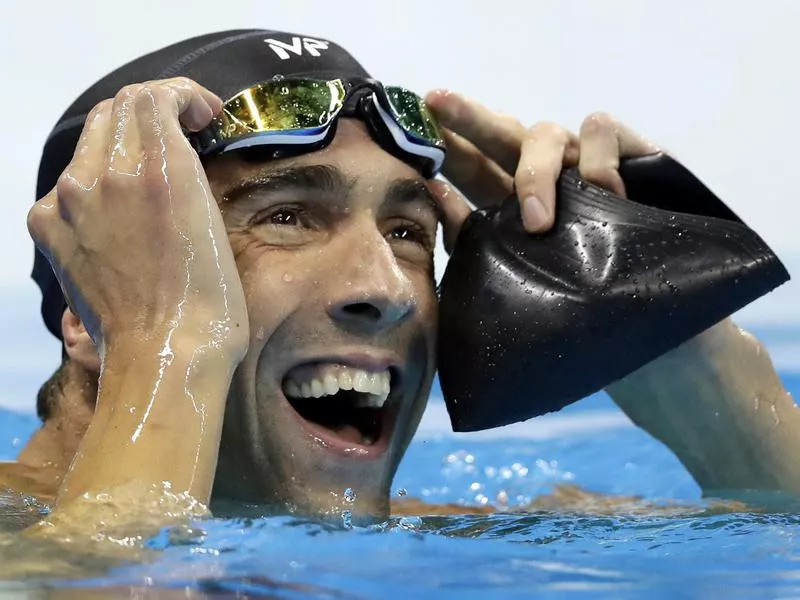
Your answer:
[3,376,800,597]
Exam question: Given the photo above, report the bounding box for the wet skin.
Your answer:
[204,119,439,517]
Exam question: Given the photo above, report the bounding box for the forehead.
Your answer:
[203,118,424,191]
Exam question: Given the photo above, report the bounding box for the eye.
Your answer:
[386,221,434,251]
[390,225,416,240]
[247,204,317,247]
[251,205,306,228]
[269,208,300,226]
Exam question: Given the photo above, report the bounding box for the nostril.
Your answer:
[341,302,382,322]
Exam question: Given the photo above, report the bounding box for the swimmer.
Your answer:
[9,30,800,528]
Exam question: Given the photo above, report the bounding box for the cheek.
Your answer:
[407,269,439,343]
[233,241,319,342]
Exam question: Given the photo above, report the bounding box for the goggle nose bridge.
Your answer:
[340,80,382,117]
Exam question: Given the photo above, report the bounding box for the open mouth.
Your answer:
[281,363,398,452]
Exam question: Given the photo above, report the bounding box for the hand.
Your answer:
[27,77,249,358]
[424,90,661,251]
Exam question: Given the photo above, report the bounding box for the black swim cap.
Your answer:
[32,29,371,341]
[438,154,790,431]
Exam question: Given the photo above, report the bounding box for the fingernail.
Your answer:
[522,196,549,231]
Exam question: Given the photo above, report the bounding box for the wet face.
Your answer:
[204,119,439,518]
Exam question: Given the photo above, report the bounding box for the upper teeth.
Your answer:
[284,365,391,408]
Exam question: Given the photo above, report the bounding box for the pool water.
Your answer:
[2,376,800,597]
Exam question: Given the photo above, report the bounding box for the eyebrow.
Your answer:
[224,163,442,221]
[223,164,353,202]
[384,178,443,222]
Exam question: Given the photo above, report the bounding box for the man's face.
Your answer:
[204,119,439,517]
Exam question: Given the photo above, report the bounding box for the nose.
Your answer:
[327,223,416,333]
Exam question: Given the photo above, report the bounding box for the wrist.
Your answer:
[103,318,248,369]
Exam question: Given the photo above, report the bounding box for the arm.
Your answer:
[26,334,241,547]
[25,78,248,534]
[606,318,800,498]
[57,334,238,507]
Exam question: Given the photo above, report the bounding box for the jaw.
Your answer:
[213,355,431,519]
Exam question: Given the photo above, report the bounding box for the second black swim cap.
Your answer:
[438,153,790,432]
[32,29,370,342]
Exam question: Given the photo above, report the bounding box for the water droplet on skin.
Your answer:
[771,405,781,426]
[283,273,294,283]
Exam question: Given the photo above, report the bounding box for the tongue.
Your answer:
[330,423,363,444]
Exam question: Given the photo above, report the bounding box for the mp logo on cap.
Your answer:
[264,37,330,60]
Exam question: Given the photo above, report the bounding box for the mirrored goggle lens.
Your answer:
[384,86,444,147]
[202,79,347,150]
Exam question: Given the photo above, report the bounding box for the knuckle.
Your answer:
[528,121,563,138]
[171,76,196,90]
[515,163,545,189]
[135,83,159,101]
[26,203,48,238]
[581,111,616,135]
[55,170,86,200]
[132,84,165,114]
[102,168,132,194]
[87,98,113,121]
[117,83,143,102]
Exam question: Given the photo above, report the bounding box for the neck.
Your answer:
[16,360,98,489]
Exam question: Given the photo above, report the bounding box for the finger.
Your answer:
[27,190,59,250]
[426,90,525,174]
[578,112,660,198]
[515,122,580,233]
[56,100,114,222]
[142,76,224,120]
[108,85,144,176]
[439,128,514,209]
[70,99,114,177]
[428,179,473,254]
[137,78,218,138]
[27,191,76,296]
[134,80,215,165]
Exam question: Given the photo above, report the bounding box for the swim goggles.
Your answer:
[189,78,446,177]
